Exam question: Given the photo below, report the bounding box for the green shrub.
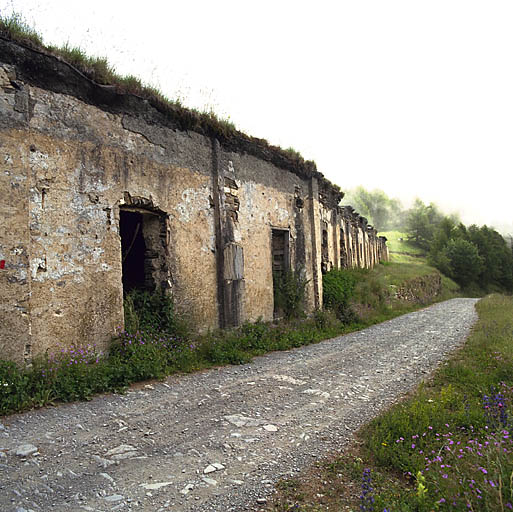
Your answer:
[273,269,308,319]
[353,271,389,310]
[313,309,339,330]
[0,360,30,414]
[123,288,188,338]
[322,269,357,322]
[442,238,484,287]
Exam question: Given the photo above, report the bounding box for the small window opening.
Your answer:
[271,229,289,317]
[272,229,289,274]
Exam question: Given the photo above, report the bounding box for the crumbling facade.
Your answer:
[0,38,388,363]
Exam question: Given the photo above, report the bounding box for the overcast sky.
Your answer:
[2,0,512,234]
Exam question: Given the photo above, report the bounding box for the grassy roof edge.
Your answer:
[0,13,343,204]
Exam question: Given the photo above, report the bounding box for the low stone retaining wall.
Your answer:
[394,273,443,304]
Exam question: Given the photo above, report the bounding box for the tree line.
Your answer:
[341,187,513,293]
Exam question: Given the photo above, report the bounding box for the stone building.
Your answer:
[0,37,388,363]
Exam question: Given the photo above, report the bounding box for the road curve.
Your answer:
[0,298,479,512]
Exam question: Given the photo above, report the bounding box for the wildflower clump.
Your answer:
[110,327,197,381]
[33,343,103,402]
[360,468,375,511]
[380,383,513,510]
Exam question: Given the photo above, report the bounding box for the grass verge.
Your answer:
[268,294,513,511]
[0,260,457,416]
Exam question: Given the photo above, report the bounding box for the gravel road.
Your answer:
[0,298,479,512]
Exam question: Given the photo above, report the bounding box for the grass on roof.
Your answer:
[0,11,316,171]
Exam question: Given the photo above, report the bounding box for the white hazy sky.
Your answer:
[2,0,512,233]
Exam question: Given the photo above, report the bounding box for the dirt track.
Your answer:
[0,298,479,512]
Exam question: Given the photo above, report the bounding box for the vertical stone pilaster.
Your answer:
[211,138,244,328]
[211,138,226,328]
[332,209,340,269]
[308,177,322,309]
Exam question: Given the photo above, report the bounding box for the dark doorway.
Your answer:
[340,229,347,268]
[321,221,329,274]
[120,210,146,292]
[119,206,168,295]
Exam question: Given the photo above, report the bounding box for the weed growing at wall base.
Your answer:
[322,268,357,322]
[0,270,459,416]
[273,269,309,319]
[0,317,343,415]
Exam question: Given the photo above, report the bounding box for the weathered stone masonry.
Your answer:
[0,38,388,363]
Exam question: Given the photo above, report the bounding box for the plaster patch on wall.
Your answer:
[277,207,289,223]
[9,174,26,184]
[29,187,43,208]
[266,196,290,224]
[91,247,104,262]
[320,207,332,223]
[71,164,111,194]
[239,182,266,224]
[29,150,49,171]
[30,254,84,282]
[176,186,211,223]
[69,194,110,226]
[201,230,216,254]
[30,257,46,278]
[13,268,27,282]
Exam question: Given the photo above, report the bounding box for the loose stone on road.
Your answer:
[0,298,478,511]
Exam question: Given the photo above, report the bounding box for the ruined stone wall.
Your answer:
[0,70,221,362]
[0,39,389,363]
[338,206,389,269]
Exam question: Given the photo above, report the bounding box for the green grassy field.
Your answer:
[379,231,427,257]
[374,231,460,297]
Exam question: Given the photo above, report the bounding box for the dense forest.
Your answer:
[341,187,513,293]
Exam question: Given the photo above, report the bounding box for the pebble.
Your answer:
[104,494,124,502]
[141,481,173,490]
[15,444,38,457]
[105,444,137,457]
[99,472,115,484]
[180,484,194,495]
[92,455,115,468]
